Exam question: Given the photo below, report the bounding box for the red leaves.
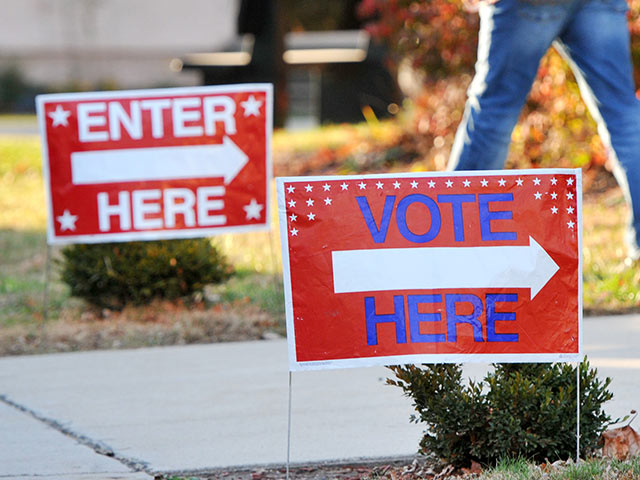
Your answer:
[357,0,479,78]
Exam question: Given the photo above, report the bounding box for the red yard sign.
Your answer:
[278,170,582,370]
[37,84,272,244]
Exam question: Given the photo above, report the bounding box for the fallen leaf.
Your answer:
[602,425,640,460]
[469,460,483,474]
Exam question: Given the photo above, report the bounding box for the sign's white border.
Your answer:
[277,168,583,371]
[37,83,273,245]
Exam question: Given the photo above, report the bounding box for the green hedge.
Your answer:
[60,239,232,309]
[388,360,614,467]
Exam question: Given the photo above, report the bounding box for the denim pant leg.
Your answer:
[449,0,570,171]
[557,0,640,258]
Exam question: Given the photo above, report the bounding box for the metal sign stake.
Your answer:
[286,371,293,480]
[268,229,284,304]
[576,361,581,462]
[41,243,52,334]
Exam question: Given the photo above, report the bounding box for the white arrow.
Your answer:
[332,236,559,299]
[70,136,248,185]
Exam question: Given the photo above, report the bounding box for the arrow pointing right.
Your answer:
[332,236,559,299]
[70,136,249,185]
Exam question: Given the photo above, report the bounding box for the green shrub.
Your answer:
[388,360,614,467]
[60,239,232,309]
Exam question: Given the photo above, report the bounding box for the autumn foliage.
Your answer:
[357,0,640,173]
[357,0,479,78]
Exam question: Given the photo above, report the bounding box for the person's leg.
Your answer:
[449,0,573,171]
[558,0,640,259]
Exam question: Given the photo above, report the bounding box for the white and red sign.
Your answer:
[37,84,272,244]
[278,170,582,371]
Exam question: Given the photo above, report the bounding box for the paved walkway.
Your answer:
[0,314,638,479]
[0,116,39,135]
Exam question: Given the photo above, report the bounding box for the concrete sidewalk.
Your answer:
[0,314,638,479]
[0,117,38,135]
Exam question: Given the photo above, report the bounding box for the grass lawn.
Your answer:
[475,456,640,480]
[164,456,640,479]
[0,126,638,354]
[583,188,640,314]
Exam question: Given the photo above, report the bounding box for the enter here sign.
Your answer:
[277,170,582,371]
[37,84,272,244]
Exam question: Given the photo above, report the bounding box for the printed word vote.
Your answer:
[358,193,516,243]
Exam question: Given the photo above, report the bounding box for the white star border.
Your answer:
[280,171,581,238]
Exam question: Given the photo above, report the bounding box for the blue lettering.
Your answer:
[408,294,445,343]
[478,193,517,241]
[396,194,441,243]
[486,293,519,342]
[358,192,520,245]
[446,294,484,342]
[357,196,396,244]
[365,296,407,345]
[437,194,476,242]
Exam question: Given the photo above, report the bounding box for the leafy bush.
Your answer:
[387,360,614,467]
[60,239,232,310]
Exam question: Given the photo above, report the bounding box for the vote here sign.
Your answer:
[37,84,272,244]
[278,170,582,371]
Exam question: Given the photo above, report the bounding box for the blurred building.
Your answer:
[0,0,238,90]
[0,0,400,125]
[178,0,400,127]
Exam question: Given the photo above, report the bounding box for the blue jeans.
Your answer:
[449,0,640,259]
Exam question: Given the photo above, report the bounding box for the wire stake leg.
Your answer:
[287,371,293,480]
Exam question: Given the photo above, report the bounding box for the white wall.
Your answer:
[0,0,240,88]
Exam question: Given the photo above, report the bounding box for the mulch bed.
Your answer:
[163,457,480,480]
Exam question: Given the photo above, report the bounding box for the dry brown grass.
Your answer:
[0,299,280,356]
[2,128,640,359]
